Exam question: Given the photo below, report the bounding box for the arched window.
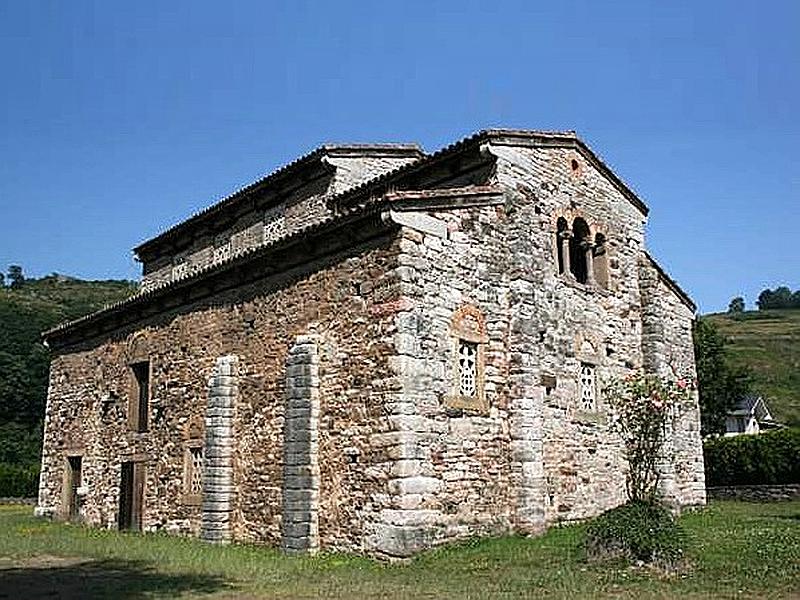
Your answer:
[593,232,609,289]
[556,217,569,274]
[569,218,591,284]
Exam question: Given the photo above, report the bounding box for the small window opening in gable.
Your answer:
[263,205,286,244]
[569,218,591,284]
[593,232,609,289]
[556,217,569,275]
[130,361,150,433]
[568,154,584,178]
[579,363,597,411]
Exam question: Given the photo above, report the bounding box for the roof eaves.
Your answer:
[327,130,494,211]
[44,202,385,343]
[132,146,332,256]
[327,128,649,217]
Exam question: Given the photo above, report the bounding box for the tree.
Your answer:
[0,273,4,287]
[7,265,24,288]
[727,296,745,313]
[772,286,793,308]
[757,286,797,310]
[693,319,752,436]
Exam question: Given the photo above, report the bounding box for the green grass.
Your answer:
[1,501,798,599]
[705,309,800,426]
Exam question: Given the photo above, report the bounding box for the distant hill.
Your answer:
[0,275,136,465]
[704,309,800,427]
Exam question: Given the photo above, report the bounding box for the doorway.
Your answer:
[66,456,82,522]
[118,461,145,531]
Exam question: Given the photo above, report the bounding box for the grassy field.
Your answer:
[0,501,798,599]
[705,308,800,426]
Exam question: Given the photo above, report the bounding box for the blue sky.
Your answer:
[0,1,797,313]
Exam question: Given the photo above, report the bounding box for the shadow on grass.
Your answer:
[0,557,232,599]
[769,513,800,522]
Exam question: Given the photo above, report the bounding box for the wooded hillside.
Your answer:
[0,274,136,467]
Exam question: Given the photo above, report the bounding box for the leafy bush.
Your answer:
[704,427,800,486]
[0,462,40,497]
[605,372,694,502]
[585,501,685,567]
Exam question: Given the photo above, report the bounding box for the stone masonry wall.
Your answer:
[638,258,706,507]
[492,144,648,524]
[369,204,515,556]
[38,233,405,551]
[365,141,700,554]
[38,138,705,557]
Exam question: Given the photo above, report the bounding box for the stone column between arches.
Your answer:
[200,355,238,543]
[281,335,321,553]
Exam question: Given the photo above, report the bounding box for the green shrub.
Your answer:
[704,427,800,486]
[0,462,40,497]
[585,501,685,567]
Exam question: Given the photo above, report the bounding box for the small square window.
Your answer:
[579,363,596,411]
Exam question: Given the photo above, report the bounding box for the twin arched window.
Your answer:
[556,217,609,288]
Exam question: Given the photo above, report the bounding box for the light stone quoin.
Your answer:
[281,335,321,553]
[37,129,706,558]
[200,355,238,544]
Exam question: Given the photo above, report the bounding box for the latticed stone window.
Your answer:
[580,363,597,411]
[187,446,203,495]
[212,235,231,264]
[171,255,189,280]
[263,205,286,244]
[446,304,488,413]
[458,340,478,397]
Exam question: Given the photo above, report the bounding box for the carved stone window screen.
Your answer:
[212,236,231,264]
[580,363,596,411]
[458,340,478,397]
[263,205,286,244]
[187,446,203,495]
[171,255,189,280]
[446,304,488,413]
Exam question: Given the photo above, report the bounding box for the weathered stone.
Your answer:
[37,130,704,559]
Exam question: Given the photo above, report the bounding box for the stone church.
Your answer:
[37,129,705,557]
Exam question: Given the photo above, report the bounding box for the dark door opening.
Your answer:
[67,456,82,522]
[118,461,145,531]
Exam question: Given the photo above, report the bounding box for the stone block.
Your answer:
[367,523,436,558]
[388,476,441,496]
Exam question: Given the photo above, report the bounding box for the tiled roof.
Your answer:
[45,128,659,342]
[133,143,424,257]
[327,129,649,216]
